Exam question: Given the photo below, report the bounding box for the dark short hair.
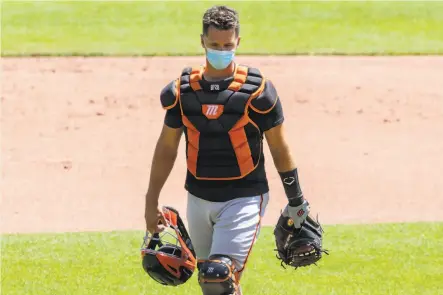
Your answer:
[202,5,239,36]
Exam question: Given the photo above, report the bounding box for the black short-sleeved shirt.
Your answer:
[161,73,284,201]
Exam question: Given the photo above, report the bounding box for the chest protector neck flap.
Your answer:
[177,65,266,180]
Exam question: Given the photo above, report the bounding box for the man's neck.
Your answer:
[203,60,236,82]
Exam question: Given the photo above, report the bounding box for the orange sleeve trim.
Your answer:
[245,75,266,111]
[162,78,181,110]
[249,94,279,114]
[238,194,263,274]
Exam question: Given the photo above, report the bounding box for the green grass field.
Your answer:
[2,223,443,295]
[2,1,443,56]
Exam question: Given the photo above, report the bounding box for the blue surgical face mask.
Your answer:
[206,48,236,70]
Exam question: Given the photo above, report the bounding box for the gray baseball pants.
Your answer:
[186,192,269,274]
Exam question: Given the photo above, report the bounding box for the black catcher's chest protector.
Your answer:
[178,65,266,180]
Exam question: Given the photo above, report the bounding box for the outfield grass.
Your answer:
[2,223,443,295]
[2,1,443,56]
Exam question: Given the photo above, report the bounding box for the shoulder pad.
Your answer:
[228,65,264,94]
[160,79,179,109]
[179,66,203,93]
[246,67,263,78]
[236,64,262,77]
[181,67,193,76]
[250,79,278,113]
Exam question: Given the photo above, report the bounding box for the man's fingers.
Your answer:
[145,209,168,234]
[156,224,166,233]
[146,224,164,234]
[159,212,167,227]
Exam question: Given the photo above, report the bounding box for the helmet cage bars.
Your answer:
[140,206,197,286]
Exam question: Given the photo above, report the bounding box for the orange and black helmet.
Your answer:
[141,206,197,286]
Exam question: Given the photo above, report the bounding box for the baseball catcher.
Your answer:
[273,169,329,269]
[143,5,329,294]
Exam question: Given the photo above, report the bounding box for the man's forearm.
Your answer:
[270,141,296,173]
[269,143,306,206]
[145,142,178,205]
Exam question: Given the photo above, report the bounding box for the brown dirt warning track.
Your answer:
[1,56,442,234]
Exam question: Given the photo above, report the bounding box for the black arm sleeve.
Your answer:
[160,80,183,128]
[249,79,284,132]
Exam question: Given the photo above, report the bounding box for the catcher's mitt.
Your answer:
[274,214,328,269]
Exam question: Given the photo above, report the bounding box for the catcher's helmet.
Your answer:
[141,206,196,286]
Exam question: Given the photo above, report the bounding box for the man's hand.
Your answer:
[282,199,310,229]
[145,199,167,234]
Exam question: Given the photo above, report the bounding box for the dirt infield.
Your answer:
[2,56,442,234]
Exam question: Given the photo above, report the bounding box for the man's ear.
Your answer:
[237,36,241,48]
[200,34,205,49]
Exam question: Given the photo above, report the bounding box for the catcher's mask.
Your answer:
[140,206,196,286]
